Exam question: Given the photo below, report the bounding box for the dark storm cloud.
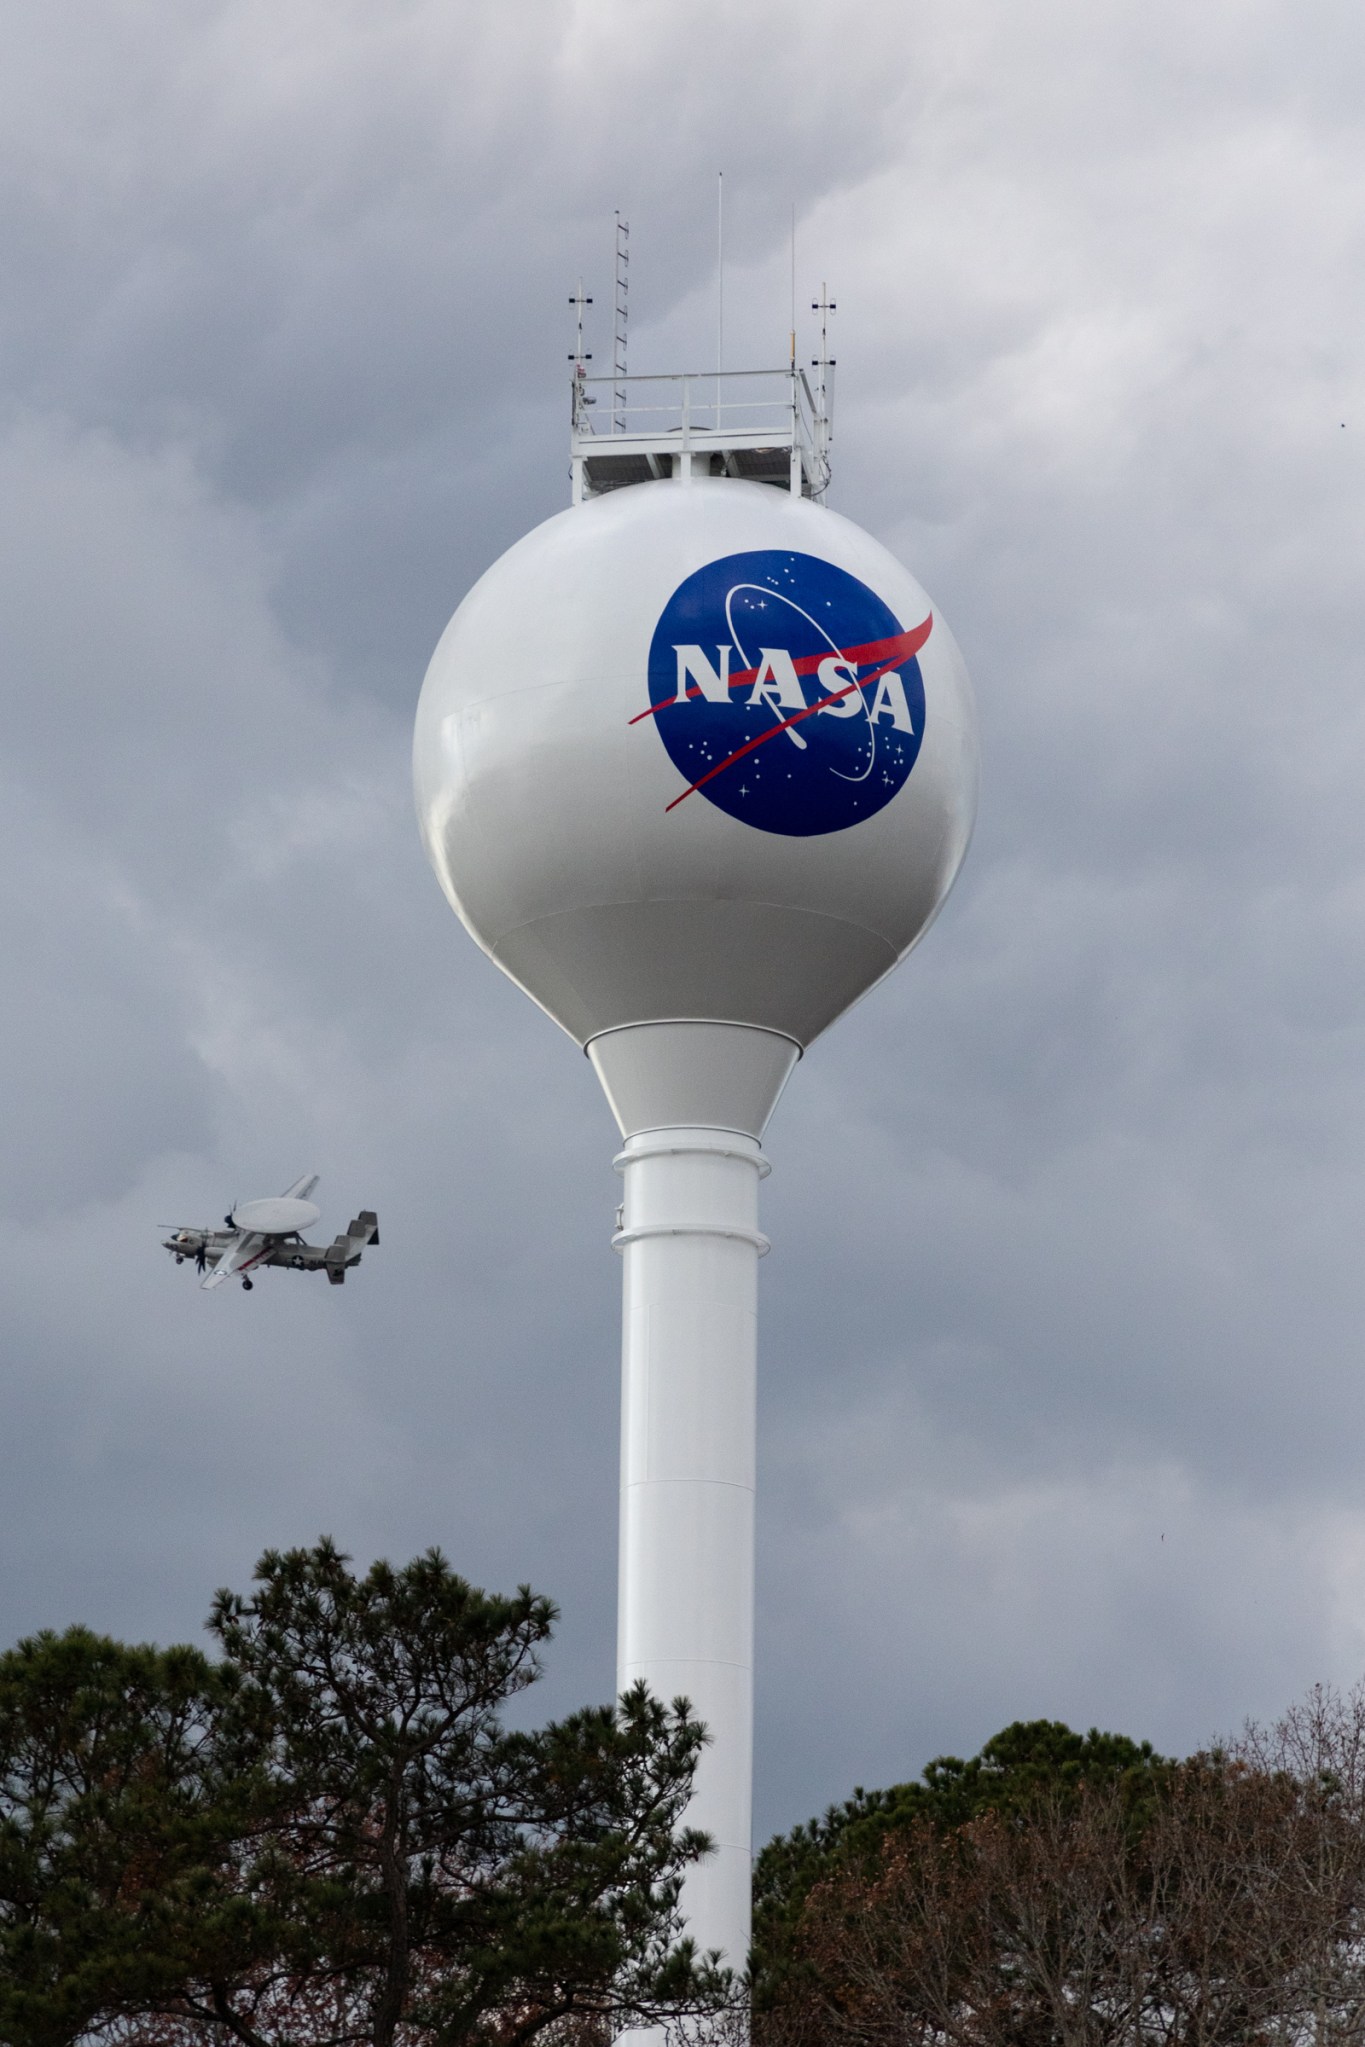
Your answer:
[2,0,1365,1847]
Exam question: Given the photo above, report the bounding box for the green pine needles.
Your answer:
[0,1540,727,2047]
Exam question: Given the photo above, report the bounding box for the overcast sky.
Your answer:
[3,0,1365,1844]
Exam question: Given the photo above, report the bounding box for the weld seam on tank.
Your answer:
[586,1019,804,1050]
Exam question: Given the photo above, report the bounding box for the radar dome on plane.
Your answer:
[230,1196,320,1234]
[414,479,977,1079]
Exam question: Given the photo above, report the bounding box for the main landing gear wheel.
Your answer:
[242,1278,254,1291]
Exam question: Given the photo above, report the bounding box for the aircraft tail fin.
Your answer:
[321,1211,379,1283]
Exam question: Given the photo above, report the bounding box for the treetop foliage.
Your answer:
[0,1540,726,2047]
[754,1688,1365,2046]
[752,1715,1170,1999]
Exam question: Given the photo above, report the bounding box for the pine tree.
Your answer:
[0,1541,725,2047]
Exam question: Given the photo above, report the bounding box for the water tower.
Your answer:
[414,277,977,2020]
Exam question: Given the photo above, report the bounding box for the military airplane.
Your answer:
[161,1175,379,1291]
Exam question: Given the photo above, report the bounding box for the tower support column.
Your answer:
[613,1125,768,1980]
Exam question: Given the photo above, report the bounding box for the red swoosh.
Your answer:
[660,613,933,813]
[629,621,932,724]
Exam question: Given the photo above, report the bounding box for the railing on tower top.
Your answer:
[570,366,831,503]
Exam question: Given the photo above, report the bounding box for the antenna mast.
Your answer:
[613,214,630,434]
[812,282,836,492]
[569,279,594,436]
[567,222,834,504]
[789,203,796,369]
[716,172,724,425]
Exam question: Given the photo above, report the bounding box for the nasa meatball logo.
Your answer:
[636,548,931,837]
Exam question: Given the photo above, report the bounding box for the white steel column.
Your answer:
[613,1125,768,1980]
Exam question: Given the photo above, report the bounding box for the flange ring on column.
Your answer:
[612,1221,771,1255]
[613,1141,772,1179]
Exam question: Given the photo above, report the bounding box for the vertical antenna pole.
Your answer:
[789,202,796,370]
[788,205,800,494]
[568,280,593,503]
[716,171,724,430]
[573,279,586,379]
[812,281,837,499]
[613,213,630,436]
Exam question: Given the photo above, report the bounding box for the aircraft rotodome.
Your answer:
[414,265,978,2028]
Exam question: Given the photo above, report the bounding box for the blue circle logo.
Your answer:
[637,549,931,837]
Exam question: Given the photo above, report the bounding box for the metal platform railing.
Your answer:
[570,367,831,502]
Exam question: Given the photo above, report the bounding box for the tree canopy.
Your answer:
[0,1540,724,2047]
[12,1550,1365,2047]
[753,1695,1365,2046]
[752,1715,1170,2011]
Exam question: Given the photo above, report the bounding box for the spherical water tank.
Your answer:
[414,478,977,1059]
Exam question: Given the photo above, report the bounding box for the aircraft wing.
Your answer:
[283,1173,320,1202]
[201,1230,264,1290]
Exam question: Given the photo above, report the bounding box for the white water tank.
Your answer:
[416,478,976,1086]
[415,468,977,2003]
